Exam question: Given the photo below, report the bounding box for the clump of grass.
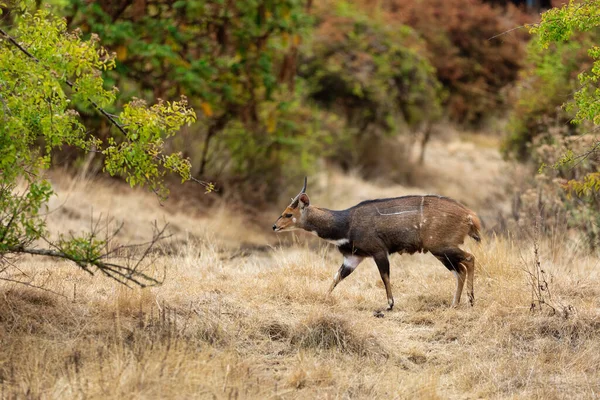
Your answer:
[291,313,387,359]
[260,320,292,341]
[287,367,308,389]
[530,314,600,345]
[0,289,69,336]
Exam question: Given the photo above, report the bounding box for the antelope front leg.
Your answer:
[327,255,364,295]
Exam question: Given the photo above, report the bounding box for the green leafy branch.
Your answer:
[0,10,211,195]
[0,3,210,288]
[529,0,600,196]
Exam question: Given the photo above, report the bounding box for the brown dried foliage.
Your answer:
[350,0,534,124]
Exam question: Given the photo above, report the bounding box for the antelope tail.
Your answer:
[468,212,482,243]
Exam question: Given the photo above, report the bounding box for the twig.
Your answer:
[488,24,529,41]
[0,276,68,299]
[9,245,162,288]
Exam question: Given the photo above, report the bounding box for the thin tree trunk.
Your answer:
[418,122,432,165]
[199,115,228,176]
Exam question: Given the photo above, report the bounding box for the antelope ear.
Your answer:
[299,193,310,209]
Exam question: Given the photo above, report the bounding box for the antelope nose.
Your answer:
[272,224,277,231]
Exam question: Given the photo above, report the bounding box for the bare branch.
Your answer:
[0,276,68,299]
[488,24,528,41]
[3,213,170,288]
[9,245,163,287]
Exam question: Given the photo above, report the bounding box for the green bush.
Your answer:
[503,34,594,160]
[46,0,450,196]
[505,0,600,250]
[42,0,317,201]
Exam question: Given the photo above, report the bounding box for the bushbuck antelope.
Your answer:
[272,177,481,315]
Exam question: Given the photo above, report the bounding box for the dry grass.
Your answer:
[2,140,600,399]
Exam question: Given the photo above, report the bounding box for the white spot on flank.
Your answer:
[375,206,418,216]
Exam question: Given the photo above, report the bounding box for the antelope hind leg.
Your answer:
[451,264,467,308]
[373,253,393,317]
[463,253,475,306]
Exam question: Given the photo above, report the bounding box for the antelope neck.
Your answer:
[303,207,350,242]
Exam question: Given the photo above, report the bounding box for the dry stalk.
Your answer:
[525,216,573,318]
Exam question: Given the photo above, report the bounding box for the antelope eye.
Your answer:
[284,213,293,218]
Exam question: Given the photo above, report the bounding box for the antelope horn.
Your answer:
[290,177,308,207]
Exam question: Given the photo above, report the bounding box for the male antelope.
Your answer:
[272,178,481,314]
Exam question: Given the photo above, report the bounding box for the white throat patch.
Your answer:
[309,231,349,247]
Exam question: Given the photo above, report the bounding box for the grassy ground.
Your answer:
[1,139,599,399]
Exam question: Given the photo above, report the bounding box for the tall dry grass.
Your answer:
[1,141,600,399]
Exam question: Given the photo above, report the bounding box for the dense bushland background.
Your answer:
[21,0,536,196]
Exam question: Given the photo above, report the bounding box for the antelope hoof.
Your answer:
[373,310,385,318]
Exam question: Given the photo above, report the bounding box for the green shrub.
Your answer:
[503,34,594,159]
[505,0,600,250]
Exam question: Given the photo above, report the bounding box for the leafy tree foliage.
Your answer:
[0,1,200,285]
[526,0,600,195]
[503,34,593,159]
[47,0,458,195]
[54,0,318,195]
[505,0,600,249]
[533,0,600,126]
[304,4,442,133]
